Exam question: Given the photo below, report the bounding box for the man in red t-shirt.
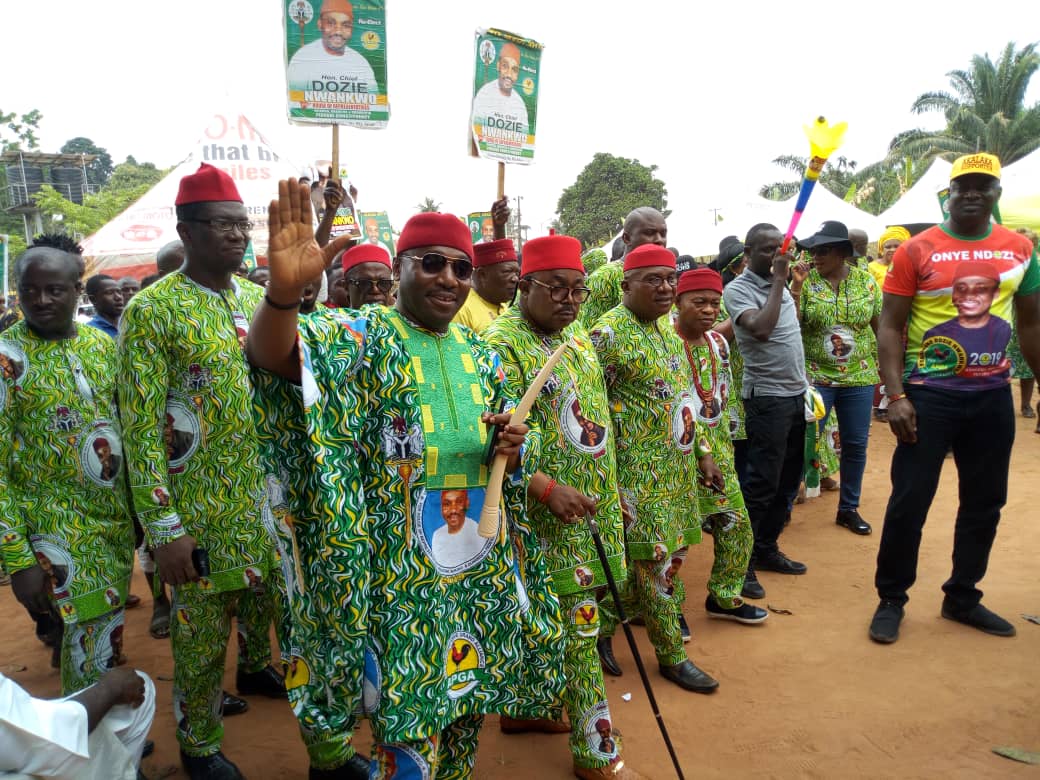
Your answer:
[869,152,1040,644]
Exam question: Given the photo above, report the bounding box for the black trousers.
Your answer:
[874,384,1014,610]
[743,394,806,559]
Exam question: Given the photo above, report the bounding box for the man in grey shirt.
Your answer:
[723,223,809,599]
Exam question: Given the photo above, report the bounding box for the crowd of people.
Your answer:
[1,152,1038,780]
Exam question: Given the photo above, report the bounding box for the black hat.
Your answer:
[797,221,852,251]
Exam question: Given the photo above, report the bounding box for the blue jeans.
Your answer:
[814,384,874,512]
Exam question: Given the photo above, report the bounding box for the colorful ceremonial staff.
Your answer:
[780,117,848,253]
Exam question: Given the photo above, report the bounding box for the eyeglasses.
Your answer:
[808,246,838,257]
[401,253,473,281]
[527,278,591,303]
[633,274,678,289]
[185,219,254,234]
[347,278,394,293]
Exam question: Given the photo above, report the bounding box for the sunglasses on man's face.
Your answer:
[401,253,474,281]
[347,278,394,293]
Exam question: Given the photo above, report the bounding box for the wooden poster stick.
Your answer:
[331,125,340,182]
[497,162,505,201]
[478,340,570,538]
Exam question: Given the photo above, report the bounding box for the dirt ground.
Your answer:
[2,390,1038,780]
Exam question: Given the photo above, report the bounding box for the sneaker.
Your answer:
[705,596,768,624]
[869,600,904,644]
[679,614,691,643]
[941,602,1016,637]
[755,550,807,575]
[836,509,872,535]
[741,567,765,599]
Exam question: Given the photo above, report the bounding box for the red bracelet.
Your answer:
[888,392,908,403]
[538,478,557,505]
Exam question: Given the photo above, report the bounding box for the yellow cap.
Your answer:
[951,153,1001,181]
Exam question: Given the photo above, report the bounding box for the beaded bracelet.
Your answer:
[538,478,557,505]
[264,293,301,311]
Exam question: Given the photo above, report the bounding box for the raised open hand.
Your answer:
[267,179,353,300]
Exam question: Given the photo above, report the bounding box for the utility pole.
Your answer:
[513,195,524,251]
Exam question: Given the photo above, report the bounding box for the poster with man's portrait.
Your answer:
[284,0,389,128]
[416,487,496,576]
[469,28,542,164]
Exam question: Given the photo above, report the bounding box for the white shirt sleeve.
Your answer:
[0,673,89,777]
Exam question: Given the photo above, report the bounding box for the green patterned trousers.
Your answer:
[371,714,483,779]
[60,607,126,695]
[600,556,686,666]
[705,510,753,609]
[170,584,276,757]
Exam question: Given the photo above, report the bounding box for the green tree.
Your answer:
[556,153,669,248]
[0,108,42,152]
[415,197,441,212]
[759,155,860,202]
[31,157,165,239]
[889,41,1040,164]
[60,137,114,188]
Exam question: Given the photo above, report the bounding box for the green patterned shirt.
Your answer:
[716,297,745,441]
[117,272,274,594]
[579,262,623,330]
[484,307,626,596]
[680,330,745,518]
[254,306,564,744]
[799,266,882,387]
[590,305,707,561]
[0,323,134,623]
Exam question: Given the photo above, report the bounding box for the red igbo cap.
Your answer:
[952,261,1000,284]
[341,243,391,272]
[520,235,584,276]
[623,244,675,272]
[473,239,517,268]
[175,163,242,206]
[677,268,723,296]
[397,213,474,260]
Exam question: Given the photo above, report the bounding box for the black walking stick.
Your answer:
[585,512,686,780]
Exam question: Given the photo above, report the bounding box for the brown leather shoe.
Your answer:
[574,758,649,779]
[500,715,570,734]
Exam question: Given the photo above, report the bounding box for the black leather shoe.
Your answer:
[309,754,371,779]
[836,509,872,535]
[597,636,622,677]
[869,600,904,644]
[755,550,807,575]
[222,690,249,716]
[236,665,288,699]
[659,660,719,693]
[180,750,245,780]
[741,567,765,599]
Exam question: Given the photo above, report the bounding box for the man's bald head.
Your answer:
[848,229,869,258]
[156,240,185,276]
[622,207,667,253]
[14,246,84,283]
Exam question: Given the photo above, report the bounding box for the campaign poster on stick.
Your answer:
[469,28,542,164]
[284,0,389,128]
[468,212,494,245]
[329,193,362,239]
[358,211,395,257]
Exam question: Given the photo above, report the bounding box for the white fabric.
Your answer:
[472,81,529,133]
[0,672,154,780]
[287,39,378,95]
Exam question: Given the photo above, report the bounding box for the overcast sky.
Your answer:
[4,1,1036,245]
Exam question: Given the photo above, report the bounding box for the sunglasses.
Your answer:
[401,253,473,281]
[347,278,394,293]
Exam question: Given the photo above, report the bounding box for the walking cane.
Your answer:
[585,511,686,780]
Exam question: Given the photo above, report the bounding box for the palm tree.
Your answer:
[415,197,441,213]
[889,41,1040,165]
[759,155,859,201]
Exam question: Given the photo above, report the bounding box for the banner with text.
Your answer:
[284,0,389,128]
[358,210,395,258]
[469,28,542,164]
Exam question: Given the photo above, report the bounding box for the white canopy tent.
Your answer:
[1000,149,1040,231]
[666,186,882,259]
[875,159,953,227]
[81,111,303,278]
